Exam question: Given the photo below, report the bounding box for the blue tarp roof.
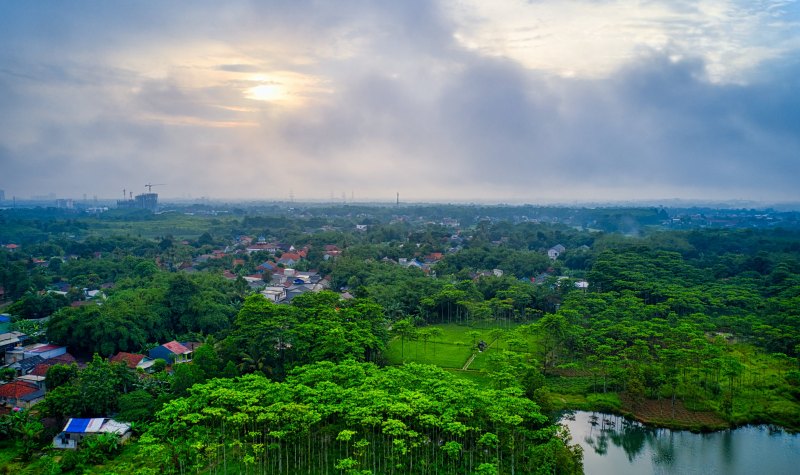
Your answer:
[65,418,91,433]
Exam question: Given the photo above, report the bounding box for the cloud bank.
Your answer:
[0,0,798,203]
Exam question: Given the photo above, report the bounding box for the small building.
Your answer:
[16,388,46,409]
[548,244,566,261]
[149,341,192,364]
[0,380,41,407]
[8,356,44,376]
[17,374,46,391]
[5,343,67,365]
[28,353,77,377]
[111,351,156,372]
[53,418,132,450]
[261,286,287,303]
[0,331,28,355]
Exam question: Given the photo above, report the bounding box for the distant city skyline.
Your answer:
[1,1,799,203]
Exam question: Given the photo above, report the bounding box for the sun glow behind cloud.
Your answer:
[242,71,330,107]
[247,83,289,102]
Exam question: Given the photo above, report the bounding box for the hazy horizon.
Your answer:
[1,1,798,203]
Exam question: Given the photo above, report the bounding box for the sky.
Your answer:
[1,0,799,204]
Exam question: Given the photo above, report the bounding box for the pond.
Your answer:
[560,411,800,475]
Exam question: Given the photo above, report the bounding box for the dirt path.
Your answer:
[462,337,501,370]
[462,353,477,370]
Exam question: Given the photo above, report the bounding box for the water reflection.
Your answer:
[579,413,658,463]
[560,411,800,475]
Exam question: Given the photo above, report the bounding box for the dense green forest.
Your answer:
[0,204,798,473]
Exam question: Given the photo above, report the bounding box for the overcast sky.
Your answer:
[1,1,798,204]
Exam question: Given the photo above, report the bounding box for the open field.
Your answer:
[80,214,238,240]
[384,322,542,369]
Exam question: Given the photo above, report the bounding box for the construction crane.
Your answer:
[144,183,165,193]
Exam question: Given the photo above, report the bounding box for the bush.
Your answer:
[61,432,124,471]
[82,432,122,464]
[587,393,622,412]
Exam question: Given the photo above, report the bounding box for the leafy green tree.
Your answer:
[428,326,444,356]
[117,390,157,423]
[171,363,206,397]
[41,355,135,419]
[45,363,79,390]
[139,361,581,474]
[191,343,221,379]
[392,318,417,359]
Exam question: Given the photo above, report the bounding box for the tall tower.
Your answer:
[396,192,399,206]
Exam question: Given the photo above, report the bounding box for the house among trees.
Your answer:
[0,380,43,408]
[261,286,287,303]
[148,341,193,364]
[0,331,28,356]
[548,244,566,260]
[110,351,156,372]
[4,343,67,366]
[29,353,77,377]
[53,418,132,450]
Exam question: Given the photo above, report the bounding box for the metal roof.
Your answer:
[63,418,130,435]
[64,418,105,433]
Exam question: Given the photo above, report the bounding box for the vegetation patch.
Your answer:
[620,394,729,431]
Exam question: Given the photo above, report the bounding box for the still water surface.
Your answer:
[560,411,800,475]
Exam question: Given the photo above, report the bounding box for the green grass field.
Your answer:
[79,214,238,240]
[384,324,506,368]
[384,323,546,372]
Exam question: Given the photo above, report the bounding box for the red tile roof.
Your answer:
[30,354,77,376]
[46,354,76,364]
[162,341,190,355]
[111,352,146,369]
[30,364,51,377]
[0,381,39,398]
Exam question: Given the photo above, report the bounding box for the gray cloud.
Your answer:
[0,1,798,203]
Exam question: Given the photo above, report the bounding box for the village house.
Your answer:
[111,351,156,372]
[261,286,287,303]
[548,244,566,260]
[149,341,193,364]
[323,245,341,260]
[0,380,43,408]
[5,343,67,366]
[53,418,132,450]
[0,331,28,356]
[29,353,77,377]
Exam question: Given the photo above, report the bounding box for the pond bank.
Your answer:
[560,410,800,475]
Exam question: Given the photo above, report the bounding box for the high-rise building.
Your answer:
[117,193,158,212]
[0,189,5,202]
[136,193,158,212]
